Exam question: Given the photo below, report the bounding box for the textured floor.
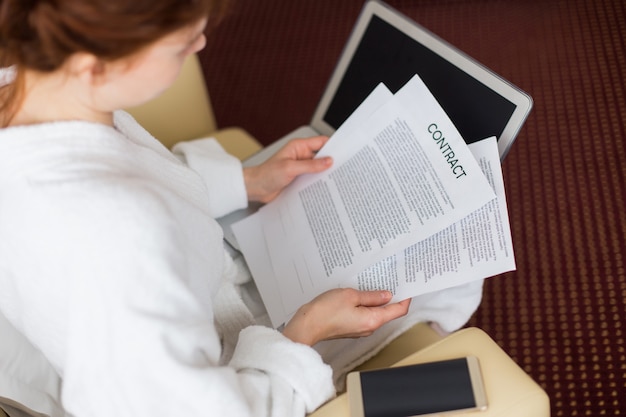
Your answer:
[198,0,626,414]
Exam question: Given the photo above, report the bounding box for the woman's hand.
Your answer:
[243,136,333,203]
[282,288,411,346]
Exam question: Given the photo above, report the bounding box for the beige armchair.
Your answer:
[310,325,550,417]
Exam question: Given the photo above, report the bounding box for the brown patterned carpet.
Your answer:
[198,0,626,415]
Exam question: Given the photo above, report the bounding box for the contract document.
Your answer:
[233,75,515,327]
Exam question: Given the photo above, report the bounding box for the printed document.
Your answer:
[233,75,514,327]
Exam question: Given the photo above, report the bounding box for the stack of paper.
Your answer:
[233,75,515,328]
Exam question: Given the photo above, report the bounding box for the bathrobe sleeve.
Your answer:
[172,138,248,218]
[0,179,334,417]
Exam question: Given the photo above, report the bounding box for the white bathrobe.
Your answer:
[0,107,483,417]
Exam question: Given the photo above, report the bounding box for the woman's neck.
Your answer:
[8,68,113,127]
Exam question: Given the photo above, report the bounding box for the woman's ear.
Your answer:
[67,52,108,86]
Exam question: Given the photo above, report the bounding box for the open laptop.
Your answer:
[218,0,533,250]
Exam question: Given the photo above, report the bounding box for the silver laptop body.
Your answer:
[218,0,533,250]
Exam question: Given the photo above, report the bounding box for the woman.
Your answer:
[0,1,482,416]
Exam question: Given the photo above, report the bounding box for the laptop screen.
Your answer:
[322,14,518,147]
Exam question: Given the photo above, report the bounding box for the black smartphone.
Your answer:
[347,356,488,417]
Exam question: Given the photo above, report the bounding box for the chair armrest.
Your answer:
[210,127,263,161]
[309,327,549,417]
[351,322,443,374]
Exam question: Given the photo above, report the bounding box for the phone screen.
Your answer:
[358,358,478,417]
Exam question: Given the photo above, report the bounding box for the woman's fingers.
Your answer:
[282,288,410,346]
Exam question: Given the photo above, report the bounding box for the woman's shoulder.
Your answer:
[0,119,166,187]
[0,129,177,241]
[0,119,128,168]
[0,119,204,252]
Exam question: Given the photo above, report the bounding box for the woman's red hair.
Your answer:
[0,0,229,125]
